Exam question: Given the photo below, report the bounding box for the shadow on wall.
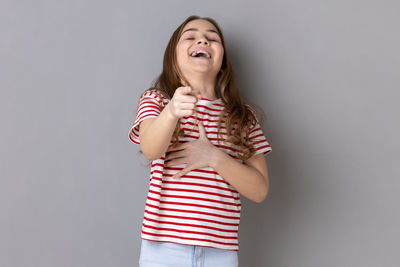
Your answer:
[226,32,288,267]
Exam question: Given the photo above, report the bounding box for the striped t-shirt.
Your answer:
[128,88,272,251]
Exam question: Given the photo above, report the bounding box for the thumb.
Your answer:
[198,121,208,139]
[182,86,192,95]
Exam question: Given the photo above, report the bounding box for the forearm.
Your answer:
[140,103,179,160]
[210,148,268,203]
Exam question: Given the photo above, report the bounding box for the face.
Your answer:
[175,19,224,81]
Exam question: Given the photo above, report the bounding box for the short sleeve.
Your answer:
[247,107,272,156]
[128,89,165,144]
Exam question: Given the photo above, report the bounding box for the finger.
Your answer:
[182,94,198,103]
[198,121,207,139]
[166,143,183,152]
[166,146,176,153]
[173,167,192,179]
[165,150,185,161]
[165,157,186,167]
[178,102,196,110]
[180,86,192,95]
[190,91,202,101]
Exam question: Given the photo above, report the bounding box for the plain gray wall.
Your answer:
[1,0,399,266]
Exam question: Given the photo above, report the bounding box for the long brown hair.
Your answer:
[139,15,264,161]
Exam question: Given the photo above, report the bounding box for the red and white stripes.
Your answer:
[128,89,272,251]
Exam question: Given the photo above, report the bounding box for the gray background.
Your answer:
[1,0,399,266]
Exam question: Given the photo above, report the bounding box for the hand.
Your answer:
[165,121,217,179]
[167,86,202,119]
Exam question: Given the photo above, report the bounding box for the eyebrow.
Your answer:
[182,28,219,35]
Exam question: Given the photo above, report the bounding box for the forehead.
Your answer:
[181,19,218,34]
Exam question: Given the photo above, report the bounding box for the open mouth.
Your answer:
[190,50,212,59]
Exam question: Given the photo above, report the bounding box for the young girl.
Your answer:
[128,15,272,267]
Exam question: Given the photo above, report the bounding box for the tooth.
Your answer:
[190,50,210,58]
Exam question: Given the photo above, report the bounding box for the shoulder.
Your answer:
[140,88,169,106]
[140,88,164,99]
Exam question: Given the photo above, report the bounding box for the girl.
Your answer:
[128,15,272,267]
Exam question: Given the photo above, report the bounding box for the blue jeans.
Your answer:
[139,239,239,267]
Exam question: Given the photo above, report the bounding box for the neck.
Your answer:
[183,73,217,100]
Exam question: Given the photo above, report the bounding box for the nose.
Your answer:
[197,37,209,46]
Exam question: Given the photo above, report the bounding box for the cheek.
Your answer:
[176,52,186,69]
[214,45,223,57]
[175,48,183,63]
[215,49,224,63]
[176,43,188,56]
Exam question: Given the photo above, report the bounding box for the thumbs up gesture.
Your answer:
[164,121,218,179]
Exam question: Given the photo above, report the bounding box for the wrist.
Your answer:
[164,102,179,121]
[209,146,226,169]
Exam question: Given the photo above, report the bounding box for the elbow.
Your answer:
[140,142,167,161]
[140,143,161,161]
[142,151,157,161]
[254,183,269,204]
[141,149,161,161]
[254,191,268,204]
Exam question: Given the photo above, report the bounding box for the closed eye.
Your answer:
[186,37,218,42]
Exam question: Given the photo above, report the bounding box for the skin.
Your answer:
[165,19,270,203]
[175,19,224,100]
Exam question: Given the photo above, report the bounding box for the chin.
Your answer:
[190,65,216,72]
[191,70,218,77]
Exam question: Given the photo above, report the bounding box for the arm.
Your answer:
[163,120,272,203]
[139,103,179,160]
[210,149,270,203]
